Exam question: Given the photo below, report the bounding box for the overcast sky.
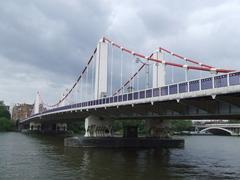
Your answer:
[1,0,240,107]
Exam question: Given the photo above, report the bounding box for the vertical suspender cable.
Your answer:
[110,44,113,95]
[81,74,83,102]
[137,63,139,91]
[74,83,76,104]
[85,67,88,101]
[120,48,123,94]
[92,54,95,99]
[147,64,150,88]
[85,67,89,99]
[77,81,80,103]
[185,69,188,81]
[145,65,147,89]
[132,55,135,91]
[171,66,174,83]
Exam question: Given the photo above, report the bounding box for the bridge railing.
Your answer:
[196,124,240,127]
[30,71,240,117]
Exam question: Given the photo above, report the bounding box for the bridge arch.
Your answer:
[200,127,233,136]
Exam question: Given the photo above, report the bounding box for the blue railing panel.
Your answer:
[106,98,109,104]
[110,97,114,103]
[118,95,122,102]
[229,72,240,86]
[140,91,145,99]
[134,92,139,99]
[114,96,118,102]
[201,77,213,90]
[123,94,127,101]
[169,84,177,94]
[179,82,188,93]
[161,86,168,96]
[189,80,200,92]
[146,89,152,98]
[153,88,160,97]
[128,93,133,100]
[214,75,227,88]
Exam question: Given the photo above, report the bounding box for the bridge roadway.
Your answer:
[20,71,240,125]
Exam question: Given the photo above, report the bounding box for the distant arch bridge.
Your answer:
[195,124,240,136]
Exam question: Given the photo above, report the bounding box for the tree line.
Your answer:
[0,102,14,131]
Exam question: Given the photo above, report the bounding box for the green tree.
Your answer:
[0,117,14,131]
[171,120,192,132]
[0,101,13,131]
[0,105,10,119]
[68,121,85,134]
[113,119,147,135]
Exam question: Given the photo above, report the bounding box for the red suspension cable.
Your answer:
[103,37,234,73]
[41,48,97,108]
[159,47,213,68]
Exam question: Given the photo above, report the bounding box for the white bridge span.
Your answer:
[19,37,240,137]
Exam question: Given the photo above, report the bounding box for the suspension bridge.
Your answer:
[19,37,240,138]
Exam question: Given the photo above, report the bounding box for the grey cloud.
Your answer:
[0,0,111,78]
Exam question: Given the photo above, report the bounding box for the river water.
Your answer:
[0,133,240,180]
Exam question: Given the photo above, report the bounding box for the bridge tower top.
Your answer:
[152,49,166,88]
[94,38,108,99]
[33,91,41,114]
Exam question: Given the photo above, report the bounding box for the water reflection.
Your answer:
[24,134,174,180]
[62,148,172,180]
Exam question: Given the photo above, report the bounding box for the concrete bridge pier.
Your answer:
[41,123,68,133]
[84,115,112,137]
[29,122,42,131]
[56,123,67,132]
[145,120,171,138]
[65,118,183,148]
[27,122,68,134]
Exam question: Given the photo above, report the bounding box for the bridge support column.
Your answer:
[95,38,108,99]
[84,115,112,137]
[56,123,67,132]
[146,120,171,138]
[152,50,166,88]
[29,122,42,131]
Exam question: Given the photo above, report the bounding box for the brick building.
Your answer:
[12,103,33,121]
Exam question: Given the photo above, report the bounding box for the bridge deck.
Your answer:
[21,71,240,123]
